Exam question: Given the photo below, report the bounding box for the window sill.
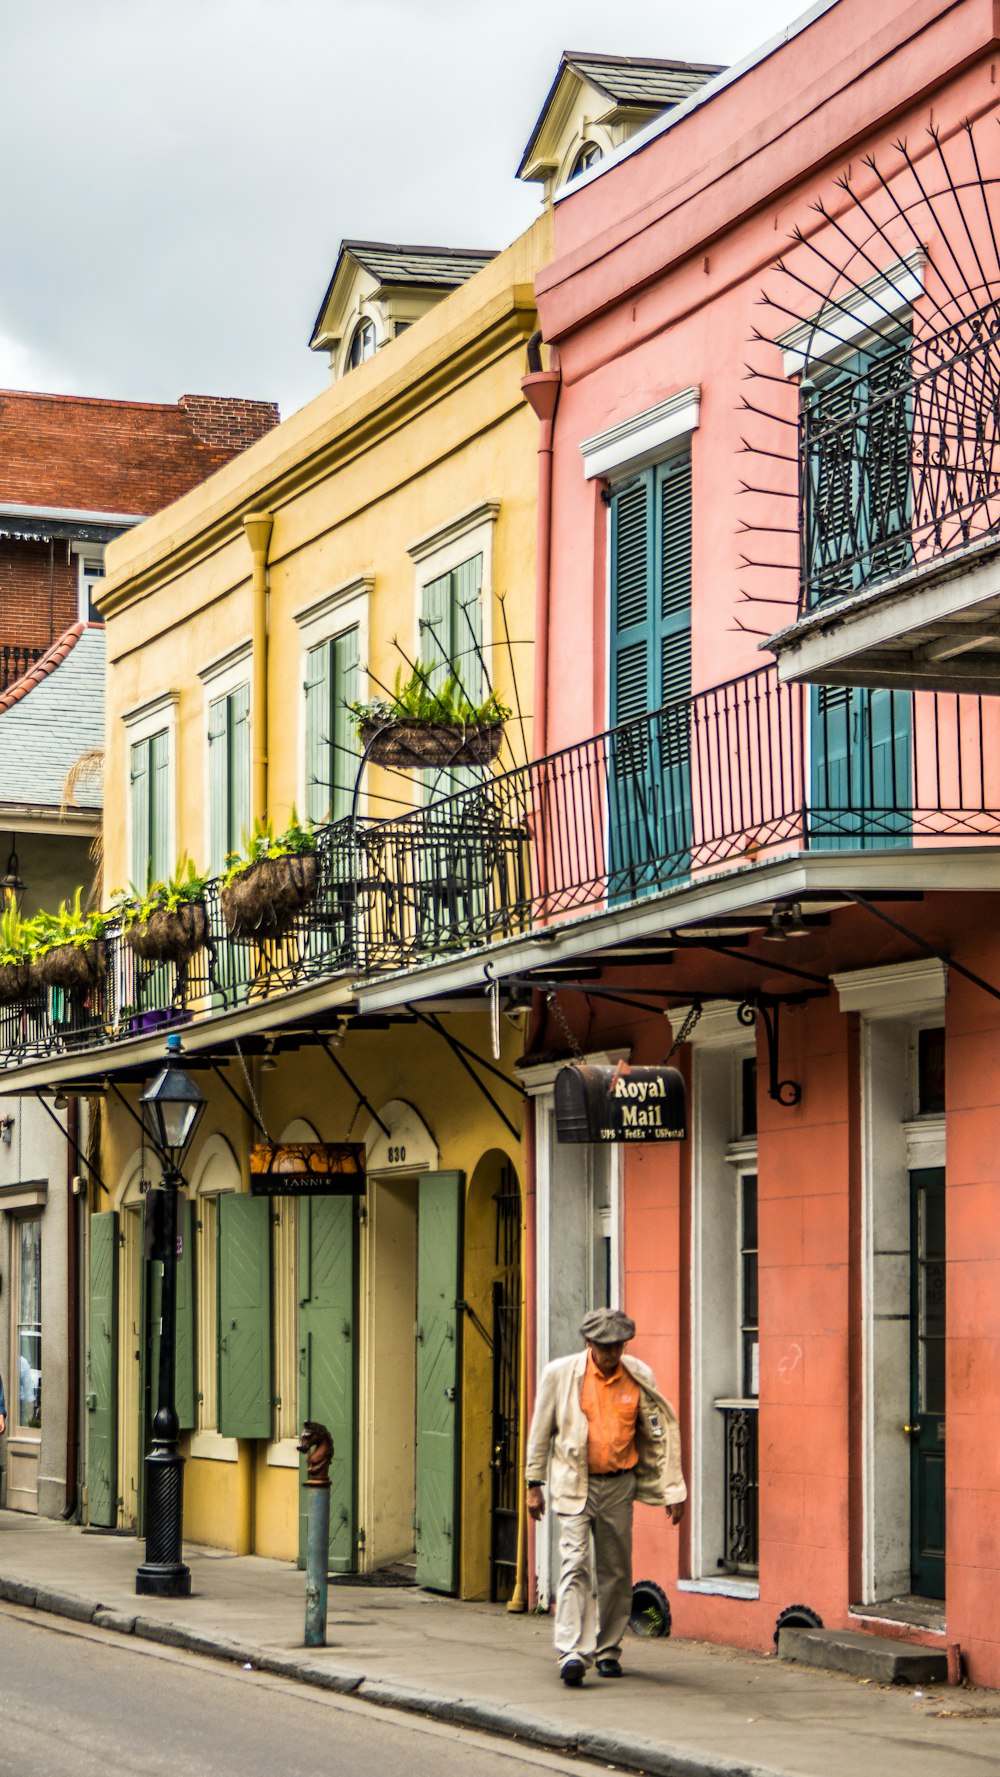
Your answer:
[189,1430,238,1463]
[678,1576,759,1600]
[266,1437,302,1470]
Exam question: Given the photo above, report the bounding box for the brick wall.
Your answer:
[177,395,280,454]
[0,539,77,651]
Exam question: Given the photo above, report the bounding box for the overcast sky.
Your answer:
[3,0,806,419]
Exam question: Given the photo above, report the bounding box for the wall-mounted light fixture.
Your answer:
[0,843,24,913]
[0,1114,15,1145]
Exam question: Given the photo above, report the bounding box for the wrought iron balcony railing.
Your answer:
[800,302,1000,612]
[3,662,1000,1067]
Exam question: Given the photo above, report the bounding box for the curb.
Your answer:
[0,1575,778,1777]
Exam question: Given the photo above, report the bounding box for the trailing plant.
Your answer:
[348,663,510,736]
[31,887,107,956]
[112,855,211,931]
[0,906,35,968]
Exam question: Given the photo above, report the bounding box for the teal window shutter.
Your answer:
[209,687,250,872]
[217,1194,272,1440]
[420,569,454,691]
[129,739,150,890]
[229,684,250,858]
[130,728,170,889]
[451,553,484,702]
[304,640,331,825]
[305,627,360,825]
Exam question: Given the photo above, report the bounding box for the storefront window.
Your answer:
[16,1217,41,1430]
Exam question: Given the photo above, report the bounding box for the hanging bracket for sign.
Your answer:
[250,1141,366,1196]
[554,1062,686,1144]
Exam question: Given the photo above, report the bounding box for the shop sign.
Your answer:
[554,1062,686,1143]
[249,1141,366,1196]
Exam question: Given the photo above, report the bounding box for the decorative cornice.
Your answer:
[408,501,500,564]
[580,387,700,482]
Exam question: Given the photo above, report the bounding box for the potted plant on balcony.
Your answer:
[349,665,510,770]
[220,811,319,941]
[116,856,211,964]
[32,889,107,992]
[0,907,39,1003]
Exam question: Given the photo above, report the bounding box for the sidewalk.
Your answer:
[2,1513,999,1777]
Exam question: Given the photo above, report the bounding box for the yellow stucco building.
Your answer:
[82,212,550,1599]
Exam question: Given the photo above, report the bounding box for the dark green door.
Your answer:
[86,1211,119,1527]
[297,1196,357,1573]
[810,685,911,850]
[910,1167,946,1599]
[218,1195,272,1440]
[415,1171,464,1593]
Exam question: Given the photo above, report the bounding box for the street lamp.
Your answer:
[136,1035,205,1598]
[1,846,24,913]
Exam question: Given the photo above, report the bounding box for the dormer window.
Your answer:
[571,141,603,178]
[346,319,377,370]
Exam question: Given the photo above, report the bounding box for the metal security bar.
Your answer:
[717,1402,759,1572]
[801,303,1000,611]
[3,665,1000,1068]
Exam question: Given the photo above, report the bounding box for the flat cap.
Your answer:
[580,1307,636,1345]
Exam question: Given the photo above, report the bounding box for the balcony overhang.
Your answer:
[352,846,1000,1014]
[767,532,1000,694]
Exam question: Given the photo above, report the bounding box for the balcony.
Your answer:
[0,643,42,694]
[2,661,1000,1075]
[767,300,1000,695]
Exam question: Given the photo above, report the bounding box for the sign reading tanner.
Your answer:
[250,1141,366,1196]
[554,1062,686,1144]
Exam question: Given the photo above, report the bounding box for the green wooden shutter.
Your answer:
[175,1198,196,1431]
[297,1196,356,1571]
[610,479,653,728]
[658,456,693,861]
[149,728,170,882]
[130,739,150,889]
[229,684,250,858]
[86,1211,118,1528]
[218,1194,272,1439]
[421,570,453,691]
[208,696,229,874]
[331,626,360,823]
[305,641,332,826]
[415,1171,464,1593]
[452,554,483,703]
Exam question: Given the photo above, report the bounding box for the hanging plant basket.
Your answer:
[360,718,504,771]
[221,852,318,942]
[0,960,37,1004]
[36,940,107,993]
[127,902,208,965]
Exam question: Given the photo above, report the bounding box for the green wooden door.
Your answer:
[218,1195,272,1440]
[910,1167,946,1599]
[86,1211,119,1527]
[415,1171,464,1593]
[297,1195,357,1572]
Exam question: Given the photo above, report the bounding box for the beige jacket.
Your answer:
[525,1350,686,1515]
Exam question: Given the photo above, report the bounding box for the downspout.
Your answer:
[521,334,561,759]
[62,1096,81,1519]
[243,511,274,823]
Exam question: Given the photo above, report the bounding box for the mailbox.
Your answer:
[554,1062,686,1144]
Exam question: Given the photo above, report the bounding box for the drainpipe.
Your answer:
[243,511,274,823]
[521,335,561,759]
[62,1096,81,1519]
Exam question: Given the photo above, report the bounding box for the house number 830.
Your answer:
[386,1144,407,1164]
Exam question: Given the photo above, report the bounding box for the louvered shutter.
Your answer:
[804,373,857,605]
[149,728,170,882]
[610,480,653,731]
[304,641,332,826]
[452,553,483,703]
[331,626,360,822]
[421,570,453,691]
[130,739,150,890]
[229,684,251,858]
[863,336,912,581]
[218,1194,272,1440]
[207,695,229,874]
[658,455,693,859]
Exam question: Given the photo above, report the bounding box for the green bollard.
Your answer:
[297,1421,334,1649]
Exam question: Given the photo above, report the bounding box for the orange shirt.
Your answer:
[579,1350,639,1474]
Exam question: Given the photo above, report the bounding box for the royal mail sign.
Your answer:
[554,1062,686,1144]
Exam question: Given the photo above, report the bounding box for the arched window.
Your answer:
[346,318,377,370]
[571,141,602,178]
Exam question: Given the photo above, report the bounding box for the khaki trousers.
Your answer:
[554,1471,636,1668]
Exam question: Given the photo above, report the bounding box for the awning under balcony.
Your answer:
[767,530,1000,696]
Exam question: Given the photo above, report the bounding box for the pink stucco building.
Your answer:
[518,0,1000,1685]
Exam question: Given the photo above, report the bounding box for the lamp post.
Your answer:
[136,1035,205,1597]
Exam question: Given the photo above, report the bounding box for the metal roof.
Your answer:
[341,241,498,289]
[0,626,104,812]
[517,51,724,177]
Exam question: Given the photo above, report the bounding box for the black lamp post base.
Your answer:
[136,1560,192,1598]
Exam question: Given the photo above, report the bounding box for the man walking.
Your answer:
[525,1308,685,1686]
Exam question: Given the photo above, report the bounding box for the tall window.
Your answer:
[346,319,376,370]
[129,729,170,889]
[208,683,250,872]
[420,554,483,698]
[304,626,360,825]
[14,1217,42,1432]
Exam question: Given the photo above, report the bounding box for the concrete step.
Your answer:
[778,1626,948,1685]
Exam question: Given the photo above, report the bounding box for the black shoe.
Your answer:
[596,1657,623,1678]
[560,1659,586,1687]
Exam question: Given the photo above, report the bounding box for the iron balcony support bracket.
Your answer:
[737,991,823,1108]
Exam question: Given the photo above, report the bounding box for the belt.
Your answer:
[589,1467,635,1477]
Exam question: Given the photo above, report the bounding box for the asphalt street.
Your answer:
[0,1603,588,1777]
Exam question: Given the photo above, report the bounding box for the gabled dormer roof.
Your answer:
[309,240,499,358]
[517,50,724,188]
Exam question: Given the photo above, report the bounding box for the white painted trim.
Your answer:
[294,575,375,640]
[780,253,925,377]
[904,1116,945,1171]
[296,578,371,820]
[669,1001,753,1050]
[407,501,500,566]
[677,1577,760,1600]
[197,639,252,688]
[189,1430,239,1463]
[834,959,947,1017]
[266,1436,302,1470]
[122,690,179,734]
[581,388,700,483]
[0,500,146,526]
